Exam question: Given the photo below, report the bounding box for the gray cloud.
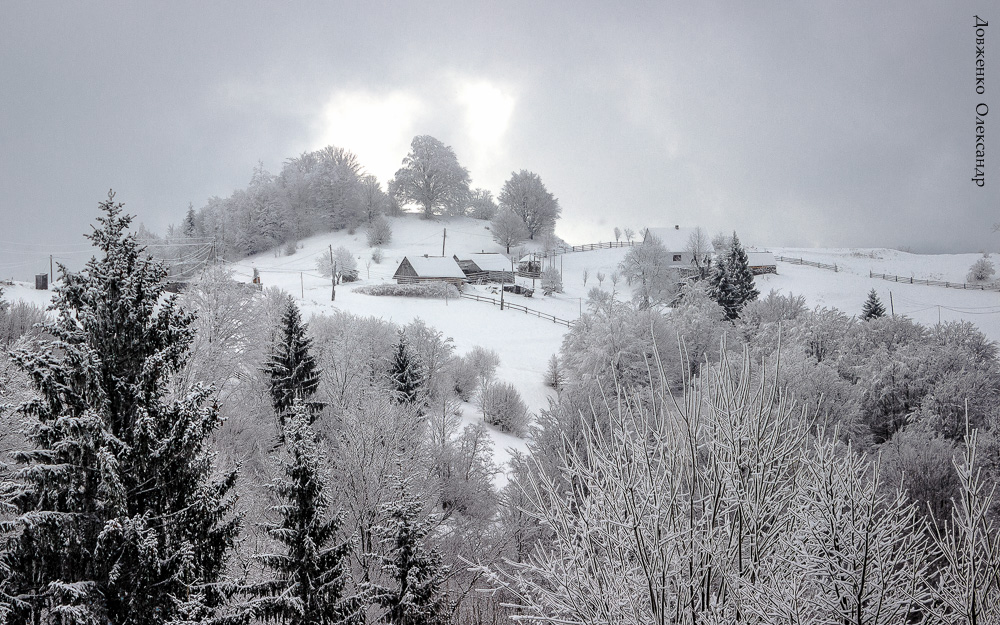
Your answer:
[1,1,996,279]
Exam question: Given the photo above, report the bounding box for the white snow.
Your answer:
[397,255,466,279]
[6,219,998,480]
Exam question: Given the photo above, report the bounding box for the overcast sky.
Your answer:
[1,1,996,279]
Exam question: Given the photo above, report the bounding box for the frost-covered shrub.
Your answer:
[967,254,995,282]
[0,299,47,349]
[464,345,500,391]
[544,354,563,390]
[741,289,807,326]
[354,282,460,299]
[367,214,392,247]
[316,246,358,283]
[371,248,384,264]
[479,381,529,435]
[541,268,563,295]
[880,426,960,522]
[283,239,298,256]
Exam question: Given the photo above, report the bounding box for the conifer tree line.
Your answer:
[169,136,560,262]
[3,193,1000,625]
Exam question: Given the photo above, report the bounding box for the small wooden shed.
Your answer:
[746,251,777,275]
[454,253,514,283]
[393,256,467,286]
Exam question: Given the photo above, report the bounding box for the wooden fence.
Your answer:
[460,292,573,328]
[775,255,839,272]
[869,271,1000,292]
[534,240,637,259]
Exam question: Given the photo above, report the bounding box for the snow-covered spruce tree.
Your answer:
[0,191,239,624]
[708,233,758,320]
[367,482,451,625]
[726,233,759,308]
[708,258,741,320]
[247,403,362,625]
[389,332,424,406]
[265,298,322,425]
[861,288,886,320]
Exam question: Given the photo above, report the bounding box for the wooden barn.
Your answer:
[746,251,777,275]
[392,256,467,286]
[454,253,514,283]
[643,225,714,268]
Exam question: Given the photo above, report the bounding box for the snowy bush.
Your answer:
[0,299,47,349]
[354,282,460,299]
[371,247,384,264]
[366,214,392,247]
[544,354,563,390]
[540,268,563,295]
[479,381,529,435]
[283,239,298,256]
[451,345,501,401]
[966,254,995,282]
[316,246,359,283]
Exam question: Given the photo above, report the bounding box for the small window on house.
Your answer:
[672,254,682,262]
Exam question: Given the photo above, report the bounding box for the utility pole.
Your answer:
[329,245,336,301]
[889,291,894,318]
[300,272,304,299]
[49,255,53,285]
[442,228,447,257]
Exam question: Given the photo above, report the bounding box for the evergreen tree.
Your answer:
[367,483,451,625]
[708,260,741,321]
[0,191,239,624]
[726,233,759,306]
[389,333,423,405]
[265,298,322,424]
[861,288,886,320]
[707,232,759,320]
[183,201,198,237]
[248,403,361,625]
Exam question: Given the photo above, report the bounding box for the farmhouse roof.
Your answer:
[399,256,466,279]
[746,251,776,267]
[464,253,513,272]
[643,226,715,254]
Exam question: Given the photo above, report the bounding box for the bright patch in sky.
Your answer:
[457,80,515,147]
[455,79,517,190]
[315,90,424,184]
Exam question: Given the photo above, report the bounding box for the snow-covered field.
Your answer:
[5,219,999,474]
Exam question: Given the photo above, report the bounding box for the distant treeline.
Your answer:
[170,135,560,262]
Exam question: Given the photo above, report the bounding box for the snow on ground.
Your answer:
[766,248,1000,343]
[6,221,998,476]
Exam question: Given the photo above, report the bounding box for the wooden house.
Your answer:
[746,251,777,275]
[454,253,514,283]
[643,225,714,268]
[392,256,467,286]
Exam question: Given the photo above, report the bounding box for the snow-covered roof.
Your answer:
[747,251,776,267]
[644,227,715,254]
[465,253,513,272]
[399,256,466,278]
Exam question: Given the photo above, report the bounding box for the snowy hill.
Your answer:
[5,220,999,475]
